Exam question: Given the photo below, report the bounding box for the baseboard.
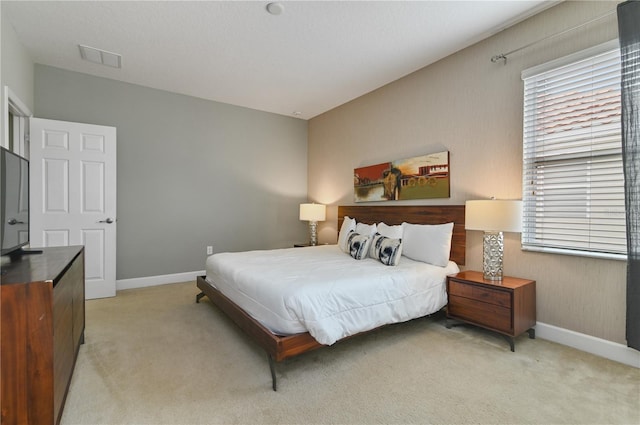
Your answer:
[116,270,204,291]
[536,322,640,368]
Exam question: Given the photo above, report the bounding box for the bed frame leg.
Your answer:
[267,354,277,391]
[196,292,206,303]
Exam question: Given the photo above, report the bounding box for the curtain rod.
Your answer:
[491,9,616,64]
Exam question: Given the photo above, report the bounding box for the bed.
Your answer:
[196,205,466,390]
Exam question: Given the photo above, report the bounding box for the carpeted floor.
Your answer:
[61,281,639,424]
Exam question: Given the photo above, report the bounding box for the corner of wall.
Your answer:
[1,10,35,117]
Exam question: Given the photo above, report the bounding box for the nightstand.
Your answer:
[446,271,536,352]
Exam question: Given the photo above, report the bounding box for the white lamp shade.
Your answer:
[299,203,326,222]
[465,200,522,233]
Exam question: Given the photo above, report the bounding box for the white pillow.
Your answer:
[355,222,377,237]
[401,222,454,267]
[338,216,357,252]
[377,222,403,239]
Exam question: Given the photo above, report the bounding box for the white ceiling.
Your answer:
[4,1,556,120]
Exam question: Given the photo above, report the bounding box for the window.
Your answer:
[521,40,627,260]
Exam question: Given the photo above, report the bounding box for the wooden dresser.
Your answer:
[1,246,85,425]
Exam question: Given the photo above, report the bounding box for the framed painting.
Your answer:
[354,151,450,202]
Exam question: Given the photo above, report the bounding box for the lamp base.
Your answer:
[308,221,318,246]
[482,231,504,281]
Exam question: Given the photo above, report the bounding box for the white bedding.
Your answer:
[205,245,458,345]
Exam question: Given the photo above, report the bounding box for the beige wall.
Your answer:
[308,1,627,344]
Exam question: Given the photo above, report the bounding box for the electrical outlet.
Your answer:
[206,246,213,255]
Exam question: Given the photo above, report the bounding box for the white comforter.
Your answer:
[205,245,458,345]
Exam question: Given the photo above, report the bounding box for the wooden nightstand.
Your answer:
[446,271,536,352]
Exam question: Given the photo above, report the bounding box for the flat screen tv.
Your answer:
[1,146,31,258]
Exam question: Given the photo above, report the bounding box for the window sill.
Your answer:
[522,245,627,261]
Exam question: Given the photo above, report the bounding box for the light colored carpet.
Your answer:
[61,281,639,424]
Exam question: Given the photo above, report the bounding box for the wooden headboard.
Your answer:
[337,205,465,265]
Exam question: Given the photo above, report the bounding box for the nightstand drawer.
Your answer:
[448,280,511,308]
[448,295,512,333]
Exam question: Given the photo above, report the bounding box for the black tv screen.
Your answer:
[1,146,30,256]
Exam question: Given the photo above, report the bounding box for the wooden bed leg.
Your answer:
[196,292,206,303]
[267,354,277,391]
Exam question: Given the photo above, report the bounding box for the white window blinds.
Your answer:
[522,41,627,259]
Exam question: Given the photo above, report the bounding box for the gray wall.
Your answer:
[1,9,34,148]
[308,1,627,344]
[35,65,309,280]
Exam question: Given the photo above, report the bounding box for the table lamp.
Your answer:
[299,203,326,246]
[465,199,522,281]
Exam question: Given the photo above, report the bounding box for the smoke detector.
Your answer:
[266,2,284,16]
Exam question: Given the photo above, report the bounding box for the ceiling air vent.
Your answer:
[78,44,122,68]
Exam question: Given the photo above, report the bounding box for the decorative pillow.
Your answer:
[370,233,402,266]
[355,222,377,237]
[338,216,357,252]
[401,222,454,267]
[377,222,403,239]
[347,232,372,260]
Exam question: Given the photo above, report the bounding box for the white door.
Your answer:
[30,118,117,299]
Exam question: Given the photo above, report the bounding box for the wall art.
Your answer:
[354,151,450,202]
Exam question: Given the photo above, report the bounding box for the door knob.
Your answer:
[98,217,115,224]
